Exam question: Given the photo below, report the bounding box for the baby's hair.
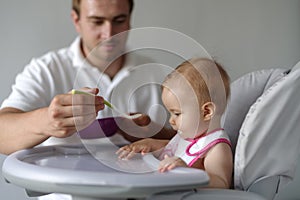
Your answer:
[163,57,230,114]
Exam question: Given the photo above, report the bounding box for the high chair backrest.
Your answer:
[222,68,287,156]
[223,61,300,200]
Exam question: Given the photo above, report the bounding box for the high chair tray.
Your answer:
[2,144,209,199]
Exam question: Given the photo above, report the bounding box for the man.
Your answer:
[0,0,174,156]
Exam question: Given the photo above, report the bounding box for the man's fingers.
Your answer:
[131,113,151,126]
[71,105,103,116]
[72,94,104,106]
[73,114,98,131]
[52,93,103,107]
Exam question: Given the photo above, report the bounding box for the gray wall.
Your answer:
[1,0,300,199]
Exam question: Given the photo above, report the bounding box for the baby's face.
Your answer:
[162,88,207,139]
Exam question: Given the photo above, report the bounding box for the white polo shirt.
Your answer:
[1,37,171,145]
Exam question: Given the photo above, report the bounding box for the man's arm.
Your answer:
[0,90,104,155]
[0,107,51,155]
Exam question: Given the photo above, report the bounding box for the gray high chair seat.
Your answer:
[148,61,300,200]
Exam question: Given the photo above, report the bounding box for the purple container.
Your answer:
[78,117,123,139]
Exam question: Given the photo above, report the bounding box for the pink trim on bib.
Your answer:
[186,137,231,167]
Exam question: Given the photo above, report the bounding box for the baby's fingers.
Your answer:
[117,150,131,159]
[158,155,177,172]
[125,151,138,159]
[116,145,129,155]
[159,162,171,173]
[116,146,131,159]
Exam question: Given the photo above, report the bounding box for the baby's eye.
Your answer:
[173,112,181,117]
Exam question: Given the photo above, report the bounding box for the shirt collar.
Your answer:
[70,37,87,68]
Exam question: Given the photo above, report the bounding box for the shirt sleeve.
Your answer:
[1,58,53,111]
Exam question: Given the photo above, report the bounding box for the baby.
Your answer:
[117,58,232,188]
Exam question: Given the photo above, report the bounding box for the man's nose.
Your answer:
[101,21,113,40]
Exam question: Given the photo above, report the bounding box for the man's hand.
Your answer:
[45,88,104,138]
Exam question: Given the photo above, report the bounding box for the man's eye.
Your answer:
[91,20,104,25]
[114,20,125,25]
[113,17,127,24]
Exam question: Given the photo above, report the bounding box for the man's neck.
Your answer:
[88,56,125,80]
[101,56,125,79]
[81,43,126,79]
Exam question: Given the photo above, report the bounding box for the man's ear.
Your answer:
[201,102,216,121]
[71,10,81,34]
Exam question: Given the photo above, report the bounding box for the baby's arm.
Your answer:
[116,138,169,159]
[203,143,233,189]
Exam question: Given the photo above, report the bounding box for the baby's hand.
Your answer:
[116,140,151,160]
[158,155,187,172]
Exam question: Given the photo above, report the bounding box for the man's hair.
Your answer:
[72,0,134,17]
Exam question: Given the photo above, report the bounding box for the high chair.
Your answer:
[2,62,300,200]
[148,61,300,200]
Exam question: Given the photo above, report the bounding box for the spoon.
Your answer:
[71,89,142,119]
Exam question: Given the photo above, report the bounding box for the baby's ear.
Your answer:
[201,102,216,121]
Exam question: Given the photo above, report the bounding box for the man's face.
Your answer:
[73,0,131,62]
